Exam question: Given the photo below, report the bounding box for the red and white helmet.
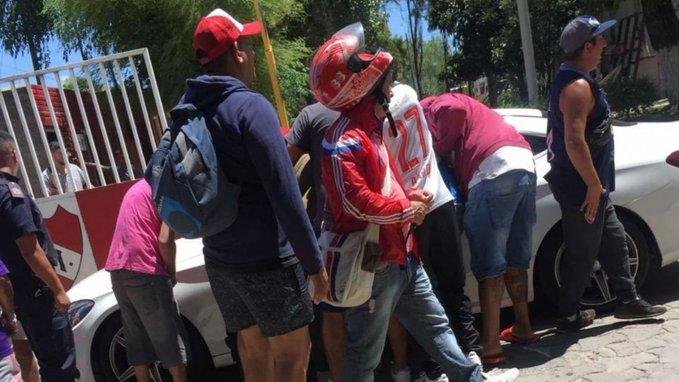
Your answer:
[309,23,393,112]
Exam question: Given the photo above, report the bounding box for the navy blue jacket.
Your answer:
[0,171,58,282]
[180,75,322,274]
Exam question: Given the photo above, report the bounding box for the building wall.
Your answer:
[602,0,679,90]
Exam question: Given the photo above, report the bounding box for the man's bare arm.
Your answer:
[158,223,177,282]
[560,79,605,222]
[0,276,14,317]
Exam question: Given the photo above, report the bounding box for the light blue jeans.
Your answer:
[341,255,483,382]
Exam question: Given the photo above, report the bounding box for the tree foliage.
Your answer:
[404,0,426,96]
[44,0,398,118]
[428,0,624,105]
[0,0,53,71]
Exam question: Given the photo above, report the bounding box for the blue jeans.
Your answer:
[464,170,536,280]
[341,255,482,382]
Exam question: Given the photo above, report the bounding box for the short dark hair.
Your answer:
[48,141,61,152]
[564,36,598,60]
[200,46,234,73]
[0,131,16,167]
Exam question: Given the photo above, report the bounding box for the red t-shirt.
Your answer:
[421,93,530,196]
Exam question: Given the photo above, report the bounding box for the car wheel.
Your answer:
[535,214,651,311]
[92,313,212,382]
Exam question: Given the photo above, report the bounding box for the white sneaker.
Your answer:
[468,351,482,367]
[482,368,520,382]
[414,371,449,382]
[391,366,412,382]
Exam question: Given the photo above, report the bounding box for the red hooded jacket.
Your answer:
[321,95,416,265]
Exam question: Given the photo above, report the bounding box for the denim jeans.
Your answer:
[341,255,482,382]
[464,169,536,280]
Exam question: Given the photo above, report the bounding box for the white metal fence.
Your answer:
[0,48,167,198]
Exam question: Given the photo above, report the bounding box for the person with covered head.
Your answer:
[420,92,538,367]
[181,8,329,381]
[546,15,665,332]
[312,23,518,382]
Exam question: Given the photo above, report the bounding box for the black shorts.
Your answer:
[205,259,314,337]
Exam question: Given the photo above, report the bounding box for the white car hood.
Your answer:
[68,238,204,301]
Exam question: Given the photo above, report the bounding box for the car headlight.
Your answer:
[68,300,94,327]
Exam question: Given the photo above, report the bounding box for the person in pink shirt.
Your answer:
[105,179,187,382]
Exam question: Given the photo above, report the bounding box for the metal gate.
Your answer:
[0,48,167,198]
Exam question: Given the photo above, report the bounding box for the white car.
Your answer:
[67,239,234,381]
[67,109,679,381]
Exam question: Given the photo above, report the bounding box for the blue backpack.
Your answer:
[145,96,240,239]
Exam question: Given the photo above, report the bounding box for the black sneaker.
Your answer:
[614,298,667,319]
[556,309,596,332]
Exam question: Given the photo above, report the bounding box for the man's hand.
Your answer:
[54,290,71,313]
[310,268,329,304]
[410,200,429,225]
[0,314,17,335]
[408,189,433,205]
[581,183,605,224]
[409,189,433,226]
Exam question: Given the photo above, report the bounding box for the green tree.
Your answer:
[45,0,312,117]
[429,0,623,105]
[290,0,392,49]
[397,35,446,97]
[428,0,521,106]
[0,0,53,71]
[403,0,426,96]
[419,37,447,96]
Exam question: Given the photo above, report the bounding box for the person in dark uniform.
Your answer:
[0,131,78,381]
[546,16,666,332]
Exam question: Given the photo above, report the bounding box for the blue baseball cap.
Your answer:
[560,15,617,54]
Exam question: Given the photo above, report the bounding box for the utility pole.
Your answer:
[516,0,538,103]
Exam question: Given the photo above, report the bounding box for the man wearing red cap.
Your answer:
[185,8,329,381]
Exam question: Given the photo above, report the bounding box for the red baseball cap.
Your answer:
[193,8,262,65]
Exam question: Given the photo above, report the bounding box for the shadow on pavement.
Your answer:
[501,318,665,369]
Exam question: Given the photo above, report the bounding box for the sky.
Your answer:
[0,2,433,79]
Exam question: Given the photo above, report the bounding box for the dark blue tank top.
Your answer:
[545,63,615,203]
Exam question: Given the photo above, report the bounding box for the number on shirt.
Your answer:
[395,106,430,175]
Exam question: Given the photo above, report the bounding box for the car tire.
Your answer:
[92,312,212,382]
[535,213,651,312]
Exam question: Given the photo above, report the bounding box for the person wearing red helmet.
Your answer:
[183,8,329,382]
[312,23,519,382]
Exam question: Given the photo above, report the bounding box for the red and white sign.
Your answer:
[37,181,136,289]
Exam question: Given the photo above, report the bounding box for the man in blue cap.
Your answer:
[546,15,666,332]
